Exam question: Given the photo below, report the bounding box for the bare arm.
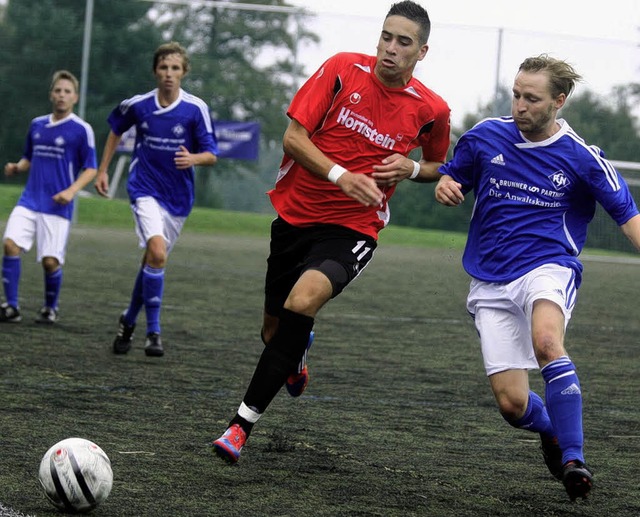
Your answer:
[372,155,445,185]
[52,167,98,205]
[434,174,466,206]
[620,214,640,251]
[283,118,383,207]
[4,158,31,176]
[174,146,217,169]
[94,131,122,197]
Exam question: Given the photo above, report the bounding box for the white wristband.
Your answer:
[327,164,347,184]
[409,160,421,179]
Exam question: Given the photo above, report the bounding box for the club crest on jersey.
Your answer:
[172,124,185,137]
[548,170,571,191]
[349,92,362,104]
[55,136,65,147]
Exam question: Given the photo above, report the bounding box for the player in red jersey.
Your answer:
[212,0,451,463]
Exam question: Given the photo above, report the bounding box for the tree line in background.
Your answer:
[1,0,639,250]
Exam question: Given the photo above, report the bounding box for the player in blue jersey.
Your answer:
[94,41,218,357]
[1,70,98,324]
[436,54,640,501]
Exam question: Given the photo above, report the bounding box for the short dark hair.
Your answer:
[518,54,583,98]
[153,41,190,74]
[50,70,79,93]
[386,1,431,45]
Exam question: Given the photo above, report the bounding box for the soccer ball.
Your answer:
[38,437,113,513]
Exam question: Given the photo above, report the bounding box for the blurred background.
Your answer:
[0,0,638,251]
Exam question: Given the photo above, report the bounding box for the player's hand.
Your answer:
[371,154,415,186]
[335,171,384,207]
[174,145,194,170]
[52,188,74,205]
[4,163,19,176]
[94,171,110,198]
[435,175,465,206]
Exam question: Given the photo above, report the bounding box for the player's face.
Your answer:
[375,15,428,88]
[154,53,186,95]
[511,71,566,141]
[49,79,78,118]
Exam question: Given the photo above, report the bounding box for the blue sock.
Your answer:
[2,256,21,307]
[123,268,144,326]
[142,265,164,335]
[506,391,555,437]
[541,356,584,464]
[44,268,63,309]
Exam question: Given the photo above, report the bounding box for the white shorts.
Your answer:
[466,264,577,376]
[131,196,186,253]
[2,205,70,264]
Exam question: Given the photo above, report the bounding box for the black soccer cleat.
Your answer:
[113,314,135,354]
[144,332,164,357]
[35,306,58,324]
[0,302,22,323]
[562,460,593,501]
[540,435,563,480]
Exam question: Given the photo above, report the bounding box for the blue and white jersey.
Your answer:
[440,117,638,286]
[17,113,97,220]
[108,88,218,217]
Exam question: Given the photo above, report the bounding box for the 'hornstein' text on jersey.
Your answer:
[439,117,639,286]
[108,88,218,217]
[269,52,451,240]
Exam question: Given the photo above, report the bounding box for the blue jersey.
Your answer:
[440,117,639,286]
[17,113,97,220]
[108,88,218,217]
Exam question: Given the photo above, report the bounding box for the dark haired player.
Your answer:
[212,0,451,463]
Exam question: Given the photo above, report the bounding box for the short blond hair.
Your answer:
[50,70,79,93]
[518,54,582,98]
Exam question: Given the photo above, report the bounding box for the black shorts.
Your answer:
[264,217,377,316]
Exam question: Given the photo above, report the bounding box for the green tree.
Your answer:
[147,1,318,210]
[0,0,161,175]
[561,85,640,161]
[0,0,317,213]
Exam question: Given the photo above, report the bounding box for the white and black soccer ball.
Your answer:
[38,437,113,513]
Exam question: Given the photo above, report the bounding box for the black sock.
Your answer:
[242,308,314,414]
[230,414,255,437]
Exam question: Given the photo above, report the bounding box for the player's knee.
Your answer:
[145,247,167,268]
[42,256,60,273]
[285,271,333,317]
[3,239,21,256]
[495,392,528,422]
[533,335,565,365]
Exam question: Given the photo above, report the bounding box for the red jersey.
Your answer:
[268,52,451,240]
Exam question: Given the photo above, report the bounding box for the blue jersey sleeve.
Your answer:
[439,133,476,195]
[581,149,639,226]
[193,107,218,156]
